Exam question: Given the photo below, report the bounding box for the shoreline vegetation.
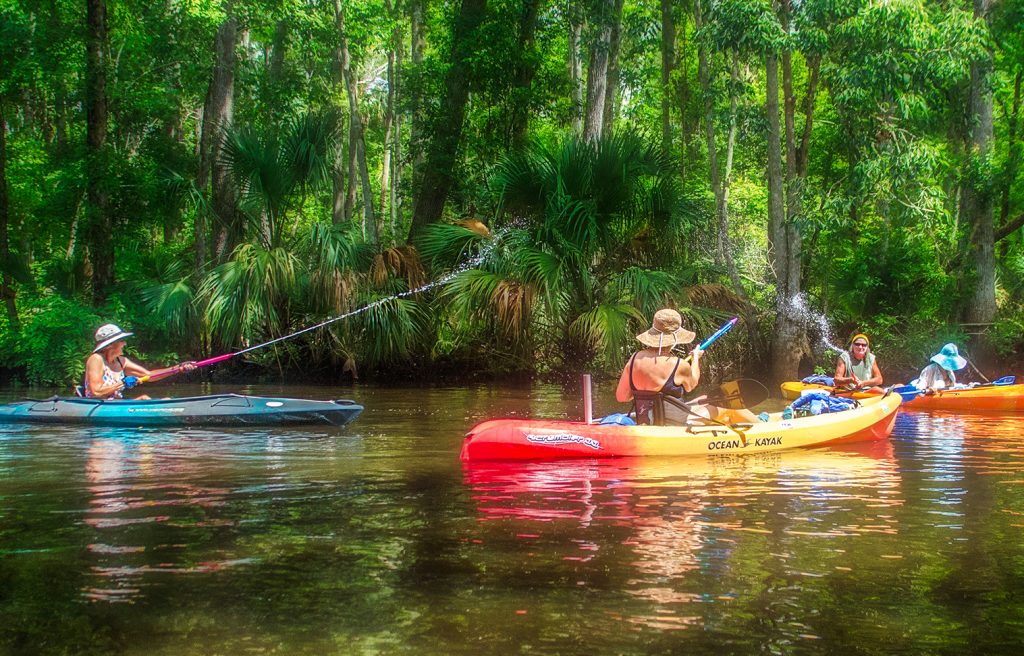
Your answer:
[1,1,1022,391]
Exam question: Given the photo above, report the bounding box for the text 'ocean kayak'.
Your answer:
[0,394,363,427]
[460,393,901,461]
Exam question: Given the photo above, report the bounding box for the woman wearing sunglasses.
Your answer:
[834,333,883,391]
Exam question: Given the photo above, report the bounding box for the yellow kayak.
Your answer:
[780,381,881,401]
[460,393,902,460]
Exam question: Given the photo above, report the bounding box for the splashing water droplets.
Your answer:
[787,294,844,354]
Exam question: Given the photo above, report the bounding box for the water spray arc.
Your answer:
[163,227,510,377]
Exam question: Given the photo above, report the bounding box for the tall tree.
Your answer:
[768,0,820,384]
[963,0,996,325]
[583,0,615,141]
[85,0,112,303]
[335,0,377,244]
[508,0,543,146]
[197,7,239,267]
[601,0,624,133]
[568,2,584,134]
[408,0,488,240]
[0,102,17,327]
[660,0,676,155]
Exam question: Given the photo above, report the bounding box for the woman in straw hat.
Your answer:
[84,323,195,400]
[910,342,967,394]
[615,309,758,425]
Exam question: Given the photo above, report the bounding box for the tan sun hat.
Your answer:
[636,309,695,350]
[93,323,134,353]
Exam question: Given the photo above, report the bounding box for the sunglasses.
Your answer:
[852,343,868,348]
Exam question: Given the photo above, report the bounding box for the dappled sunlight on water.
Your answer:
[3,384,1024,653]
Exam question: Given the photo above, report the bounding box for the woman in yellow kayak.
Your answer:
[834,333,884,391]
[84,324,196,400]
[615,309,759,426]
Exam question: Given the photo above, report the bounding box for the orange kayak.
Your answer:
[901,383,1024,411]
[782,379,1024,412]
[460,394,901,461]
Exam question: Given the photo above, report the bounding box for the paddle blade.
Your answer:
[892,384,921,403]
[718,378,769,409]
[993,375,1016,386]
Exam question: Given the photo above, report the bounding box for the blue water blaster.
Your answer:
[697,317,739,351]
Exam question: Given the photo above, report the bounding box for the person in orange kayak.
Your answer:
[615,309,759,426]
[911,343,966,394]
[84,324,196,400]
[834,333,883,391]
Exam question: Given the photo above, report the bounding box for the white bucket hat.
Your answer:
[93,323,134,353]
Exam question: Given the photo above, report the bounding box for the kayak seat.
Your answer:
[633,391,693,426]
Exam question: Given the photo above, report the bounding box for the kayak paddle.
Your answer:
[683,316,739,362]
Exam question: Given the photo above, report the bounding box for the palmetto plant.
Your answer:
[141,111,431,372]
[420,132,739,376]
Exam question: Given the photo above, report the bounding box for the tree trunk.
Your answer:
[964,0,996,324]
[331,6,348,225]
[409,0,427,208]
[346,123,358,226]
[380,0,400,235]
[390,22,403,237]
[660,0,675,155]
[85,0,113,304]
[767,51,802,385]
[197,11,238,268]
[583,0,614,141]
[601,0,624,133]
[379,50,395,236]
[0,101,19,328]
[269,19,287,82]
[568,6,584,134]
[677,12,693,183]
[509,0,542,147]
[408,0,487,240]
[335,0,377,244]
[999,69,1021,229]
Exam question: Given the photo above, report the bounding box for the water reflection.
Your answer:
[464,442,902,526]
[5,384,1024,654]
[461,443,912,638]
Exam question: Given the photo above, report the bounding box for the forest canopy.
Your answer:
[0,0,1022,386]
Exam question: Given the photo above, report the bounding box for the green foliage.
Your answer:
[1,0,1023,384]
[0,295,101,386]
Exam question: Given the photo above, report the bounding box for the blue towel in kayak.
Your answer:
[801,374,835,386]
[787,391,856,415]
[599,413,636,426]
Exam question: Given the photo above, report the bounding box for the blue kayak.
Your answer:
[0,394,363,427]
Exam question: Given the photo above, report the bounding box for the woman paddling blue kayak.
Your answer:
[83,323,197,399]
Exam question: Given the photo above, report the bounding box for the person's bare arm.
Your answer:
[678,347,703,392]
[85,355,123,399]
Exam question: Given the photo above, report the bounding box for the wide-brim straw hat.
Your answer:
[930,342,967,372]
[636,309,695,350]
[93,323,134,353]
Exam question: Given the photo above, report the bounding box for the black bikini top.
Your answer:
[629,353,687,398]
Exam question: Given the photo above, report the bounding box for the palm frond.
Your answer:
[568,303,641,363]
[415,222,491,269]
[283,110,339,190]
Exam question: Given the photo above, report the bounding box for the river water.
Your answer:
[2,383,1024,655]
